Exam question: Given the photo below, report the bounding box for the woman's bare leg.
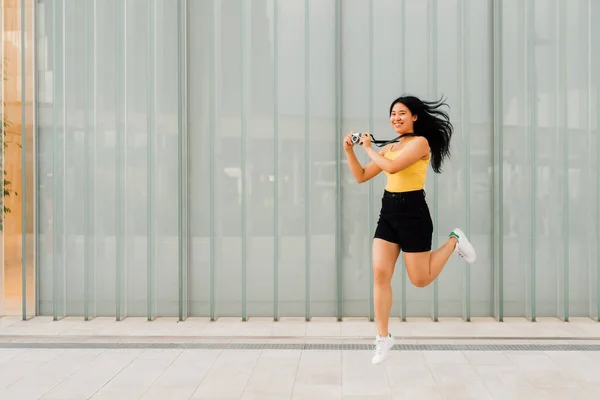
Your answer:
[404,229,476,288]
[404,237,457,288]
[372,238,400,336]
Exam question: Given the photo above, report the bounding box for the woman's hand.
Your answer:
[360,132,372,149]
[343,132,356,151]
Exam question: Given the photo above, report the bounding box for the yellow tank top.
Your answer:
[383,145,429,192]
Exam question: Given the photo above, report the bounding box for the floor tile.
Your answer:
[0,317,598,399]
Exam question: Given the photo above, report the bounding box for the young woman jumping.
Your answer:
[343,95,476,365]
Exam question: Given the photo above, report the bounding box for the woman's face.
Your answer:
[389,102,417,135]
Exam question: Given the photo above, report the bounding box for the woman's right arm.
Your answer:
[343,133,384,183]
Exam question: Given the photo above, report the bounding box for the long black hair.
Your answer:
[389,95,453,173]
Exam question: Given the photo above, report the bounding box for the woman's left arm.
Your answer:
[361,135,429,174]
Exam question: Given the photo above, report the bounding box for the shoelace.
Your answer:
[454,242,466,258]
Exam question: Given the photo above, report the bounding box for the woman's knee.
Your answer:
[371,239,400,284]
[406,264,430,287]
[404,253,432,288]
[372,264,393,284]
[408,274,428,288]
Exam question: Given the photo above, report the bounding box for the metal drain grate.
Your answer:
[0,343,599,351]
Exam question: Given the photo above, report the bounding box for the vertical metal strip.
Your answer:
[273,0,279,321]
[460,0,471,322]
[60,0,66,319]
[51,0,58,321]
[84,0,91,321]
[92,0,98,319]
[562,0,569,322]
[146,0,156,321]
[209,0,219,321]
[241,0,248,322]
[20,0,27,319]
[526,0,536,322]
[33,0,40,316]
[368,0,374,323]
[430,0,439,322]
[584,0,592,320]
[115,0,121,321]
[115,0,126,321]
[86,0,98,321]
[335,0,343,321]
[556,0,568,322]
[49,0,62,319]
[588,0,596,321]
[122,0,128,320]
[178,0,189,321]
[92,0,98,320]
[400,0,407,322]
[594,0,600,322]
[493,0,504,321]
[304,0,311,322]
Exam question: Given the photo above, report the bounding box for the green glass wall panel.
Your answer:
[153,0,180,318]
[564,0,597,319]
[305,0,338,318]
[499,0,599,320]
[20,0,600,320]
[340,0,375,318]
[338,0,494,319]
[35,0,182,318]
[187,0,212,318]
[463,0,495,319]
[500,0,533,318]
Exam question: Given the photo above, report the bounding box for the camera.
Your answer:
[350,132,365,145]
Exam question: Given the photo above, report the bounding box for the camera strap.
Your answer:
[370,132,418,147]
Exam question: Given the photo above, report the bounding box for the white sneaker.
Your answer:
[372,333,394,365]
[450,228,476,263]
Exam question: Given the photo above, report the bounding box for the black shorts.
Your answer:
[373,189,433,252]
